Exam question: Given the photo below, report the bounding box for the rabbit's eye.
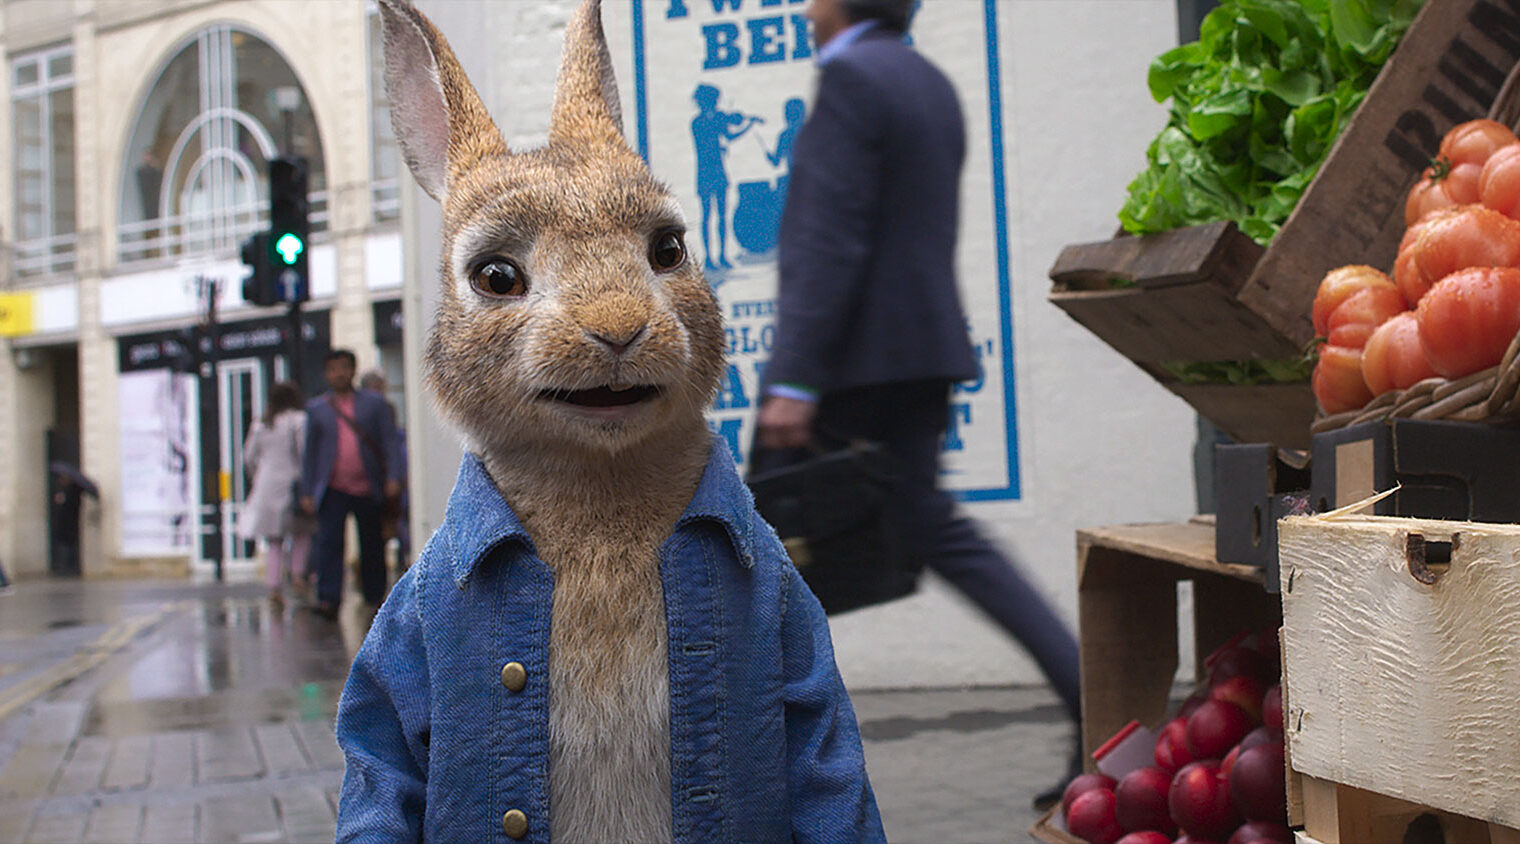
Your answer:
[649,230,686,272]
[470,257,528,298]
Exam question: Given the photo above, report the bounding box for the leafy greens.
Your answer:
[1118,0,1425,245]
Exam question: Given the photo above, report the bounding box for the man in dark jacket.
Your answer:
[754,0,1082,807]
[300,349,403,618]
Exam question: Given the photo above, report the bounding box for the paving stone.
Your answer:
[51,735,111,796]
[0,745,67,800]
[140,803,197,844]
[81,802,143,843]
[0,805,34,844]
[147,731,196,790]
[22,703,85,747]
[100,734,152,791]
[199,793,279,844]
[19,813,85,844]
[197,727,264,784]
[275,786,336,842]
[291,720,342,770]
[253,723,310,778]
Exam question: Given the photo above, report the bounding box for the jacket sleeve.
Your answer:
[766,59,885,393]
[379,398,404,485]
[335,566,431,841]
[780,565,886,843]
[299,406,320,500]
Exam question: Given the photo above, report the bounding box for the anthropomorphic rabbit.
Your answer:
[333,2,885,842]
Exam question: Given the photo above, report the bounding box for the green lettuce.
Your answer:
[1118,0,1424,246]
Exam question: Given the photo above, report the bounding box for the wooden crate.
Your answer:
[1075,520,1281,765]
[1028,804,1083,844]
[1049,222,1316,448]
[1294,772,1520,844]
[1030,520,1282,844]
[1279,514,1520,832]
[1048,0,1520,445]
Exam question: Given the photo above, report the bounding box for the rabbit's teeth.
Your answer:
[541,385,659,408]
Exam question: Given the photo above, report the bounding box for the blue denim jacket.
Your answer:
[334,439,885,843]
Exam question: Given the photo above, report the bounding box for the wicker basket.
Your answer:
[1311,58,1520,435]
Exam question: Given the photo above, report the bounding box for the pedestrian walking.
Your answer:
[48,463,98,577]
[299,350,402,620]
[752,0,1083,808]
[240,380,314,606]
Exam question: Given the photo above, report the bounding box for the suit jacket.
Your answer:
[300,389,403,506]
[764,27,979,395]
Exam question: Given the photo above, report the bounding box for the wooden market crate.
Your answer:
[1029,804,1083,844]
[1049,0,1520,447]
[1293,772,1520,844]
[1278,514,1520,838]
[1073,520,1281,766]
[1030,519,1282,844]
[1049,222,1318,448]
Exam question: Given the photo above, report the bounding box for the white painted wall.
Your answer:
[401,0,1199,689]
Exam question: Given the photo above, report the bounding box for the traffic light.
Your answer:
[240,231,278,306]
[267,156,309,303]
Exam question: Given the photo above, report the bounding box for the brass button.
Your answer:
[500,662,527,692]
[502,809,528,839]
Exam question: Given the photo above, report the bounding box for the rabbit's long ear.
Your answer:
[548,0,627,152]
[379,0,508,201]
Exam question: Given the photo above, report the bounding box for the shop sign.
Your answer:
[0,292,35,338]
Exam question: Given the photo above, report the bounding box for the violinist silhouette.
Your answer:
[691,83,762,271]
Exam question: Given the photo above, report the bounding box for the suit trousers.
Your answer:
[313,489,386,607]
[757,379,1081,723]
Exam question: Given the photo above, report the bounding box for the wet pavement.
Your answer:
[0,576,1069,843]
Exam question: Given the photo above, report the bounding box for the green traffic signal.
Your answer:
[274,232,305,265]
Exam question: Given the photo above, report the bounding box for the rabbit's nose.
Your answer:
[588,324,647,356]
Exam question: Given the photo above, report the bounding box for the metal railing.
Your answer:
[115,189,331,269]
[12,231,79,279]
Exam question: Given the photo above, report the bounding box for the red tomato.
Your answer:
[1438,119,1519,168]
[1480,143,1520,220]
[1405,160,1482,225]
[1312,344,1374,414]
[1361,312,1437,396]
[1311,265,1398,336]
[1407,120,1520,225]
[1324,285,1407,349]
[1393,204,1520,307]
[1416,266,1520,378]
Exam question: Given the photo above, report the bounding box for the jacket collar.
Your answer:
[672,434,758,569]
[444,435,757,585]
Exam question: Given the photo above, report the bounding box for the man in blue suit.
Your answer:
[299,349,403,619]
[754,0,1083,807]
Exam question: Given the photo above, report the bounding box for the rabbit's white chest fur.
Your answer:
[545,547,673,844]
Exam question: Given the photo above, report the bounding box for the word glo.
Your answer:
[663,0,815,70]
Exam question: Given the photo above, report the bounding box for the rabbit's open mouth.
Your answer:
[540,385,661,408]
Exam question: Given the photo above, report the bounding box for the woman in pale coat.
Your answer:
[240,381,313,604]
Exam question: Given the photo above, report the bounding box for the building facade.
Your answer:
[0,0,403,578]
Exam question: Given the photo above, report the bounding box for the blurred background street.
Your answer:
[0,574,1072,844]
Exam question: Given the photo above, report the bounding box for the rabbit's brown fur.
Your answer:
[380,0,725,839]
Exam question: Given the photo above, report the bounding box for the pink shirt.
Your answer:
[328,393,372,497]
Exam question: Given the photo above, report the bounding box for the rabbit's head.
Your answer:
[380,0,724,458]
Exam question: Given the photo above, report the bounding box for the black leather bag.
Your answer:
[747,439,916,614]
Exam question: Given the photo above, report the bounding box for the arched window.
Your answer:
[118,25,326,266]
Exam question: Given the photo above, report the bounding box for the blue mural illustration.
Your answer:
[733,96,804,256]
[690,83,762,272]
